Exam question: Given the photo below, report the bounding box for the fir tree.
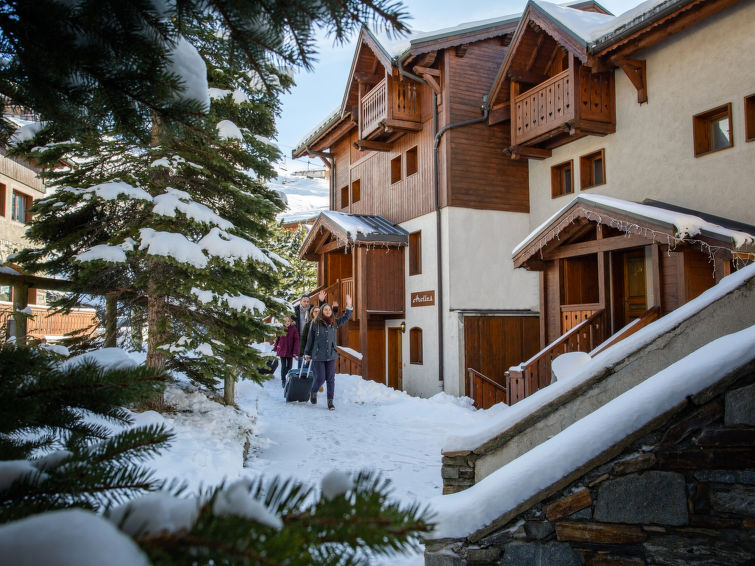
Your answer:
[0,346,432,564]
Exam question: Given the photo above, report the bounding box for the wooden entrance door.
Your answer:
[387,327,402,390]
[623,250,647,323]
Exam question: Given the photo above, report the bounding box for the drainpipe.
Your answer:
[431,98,489,386]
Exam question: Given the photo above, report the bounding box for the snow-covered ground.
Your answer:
[139,358,495,564]
[268,168,329,217]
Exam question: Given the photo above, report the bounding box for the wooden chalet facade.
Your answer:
[484,0,755,405]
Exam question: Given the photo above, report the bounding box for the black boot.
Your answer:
[328,400,335,411]
[281,378,286,389]
[310,391,317,404]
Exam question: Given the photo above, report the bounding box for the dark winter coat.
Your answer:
[299,320,313,356]
[304,308,352,362]
[274,325,299,358]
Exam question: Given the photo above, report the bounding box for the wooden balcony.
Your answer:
[359,77,421,142]
[511,66,615,153]
[0,302,99,342]
[306,277,357,320]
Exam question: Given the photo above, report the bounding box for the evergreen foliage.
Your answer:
[0,347,432,563]
[270,223,318,302]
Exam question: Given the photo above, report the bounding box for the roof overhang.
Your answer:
[300,212,408,261]
[512,195,755,270]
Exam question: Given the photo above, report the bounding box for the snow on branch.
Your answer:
[198,228,275,268]
[153,188,234,230]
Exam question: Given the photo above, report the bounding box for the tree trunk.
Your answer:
[105,294,117,348]
[145,260,167,408]
[224,374,235,405]
[12,282,29,346]
[130,303,145,351]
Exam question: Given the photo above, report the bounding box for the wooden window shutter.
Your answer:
[0,183,5,216]
[410,327,423,364]
[409,231,421,275]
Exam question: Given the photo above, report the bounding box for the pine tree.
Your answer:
[0,346,432,564]
[271,223,318,303]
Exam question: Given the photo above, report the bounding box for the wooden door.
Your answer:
[623,250,647,323]
[387,327,402,390]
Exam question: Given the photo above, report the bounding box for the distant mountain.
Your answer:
[267,168,329,223]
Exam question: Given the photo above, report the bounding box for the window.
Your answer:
[409,231,421,275]
[406,146,418,177]
[340,185,349,208]
[409,327,423,364]
[0,183,5,216]
[352,179,361,203]
[391,155,402,184]
[551,160,573,198]
[580,149,605,189]
[745,93,755,142]
[693,103,732,156]
[12,191,31,223]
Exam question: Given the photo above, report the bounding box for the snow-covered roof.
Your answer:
[279,209,322,226]
[408,13,520,50]
[291,107,342,158]
[512,194,755,258]
[430,322,755,539]
[320,211,409,244]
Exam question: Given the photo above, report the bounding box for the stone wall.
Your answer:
[426,363,755,565]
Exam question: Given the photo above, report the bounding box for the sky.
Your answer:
[275,0,647,173]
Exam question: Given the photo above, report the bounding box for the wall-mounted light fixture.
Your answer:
[400,321,406,333]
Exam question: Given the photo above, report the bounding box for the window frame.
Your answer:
[693,103,733,157]
[409,327,423,365]
[11,190,32,224]
[408,231,422,276]
[550,160,574,198]
[579,149,606,190]
[745,93,755,143]
[405,146,418,177]
[0,183,6,217]
[390,155,402,184]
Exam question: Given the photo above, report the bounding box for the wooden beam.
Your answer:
[420,72,441,95]
[508,69,549,85]
[355,72,383,84]
[544,44,562,76]
[353,140,392,152]
[505,145,552,160]
[525,33,545,71]
[455,44,468,58]
[543,234,654,260]
[319,239,347,255]
[383,118,423,131]
[413,65,440,77]
[651,243,662,310]
[614,57,647,104]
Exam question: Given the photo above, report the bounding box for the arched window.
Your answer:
[409,327,423,364]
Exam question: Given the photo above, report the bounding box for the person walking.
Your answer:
[293,289,326,368]
[299,305,321,364]
[273,315,299,388]
[304,295,352,411]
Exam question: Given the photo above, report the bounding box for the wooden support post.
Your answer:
[224,374,235,405]
[614,57,647,104]
[105,294,117,348]
[651,243,662,310]
[13,281,29,346]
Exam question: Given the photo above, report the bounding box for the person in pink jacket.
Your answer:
[273,316,299,388]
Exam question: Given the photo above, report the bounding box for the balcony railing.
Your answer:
[0,302,99,342]
[360,78,388,139]
[306,277,356,319]
[506,309,605,404]
[467,368,507,409]
[513,69,573,146]
[359,78,421,140]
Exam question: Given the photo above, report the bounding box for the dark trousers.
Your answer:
[280,357,293,384]
[311,359,336,401]
[297,355,304,369]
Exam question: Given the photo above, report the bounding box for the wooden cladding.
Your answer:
[409,327,423,364]
[693,103,732,157]
[514,69,573,145]
[409,231,421,275]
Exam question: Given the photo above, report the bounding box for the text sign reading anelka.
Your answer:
[410,291,435,307]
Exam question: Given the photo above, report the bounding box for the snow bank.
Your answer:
[431,325,755,539]
[443,263,755,453]
[62,348,138,371]
[0,509,150,566]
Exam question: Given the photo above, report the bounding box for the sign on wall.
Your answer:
[410,290,435,307]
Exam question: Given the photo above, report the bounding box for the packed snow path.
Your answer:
[236,370,483,507]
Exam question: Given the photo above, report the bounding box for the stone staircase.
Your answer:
[441,266,755,495]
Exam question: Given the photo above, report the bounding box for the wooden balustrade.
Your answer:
[0,302,99,342]
[391,80,420,122]
[360,78,387,139]
[591,306,661,357]
[307,277,356,320]
[513,69,573,146]
[506,309,605,404]
[467,368,508,409]
[337,346,362,376]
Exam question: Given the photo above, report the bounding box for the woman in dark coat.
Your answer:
[273,315,299,388]
[299,305,321,361]
[304,295,352,410]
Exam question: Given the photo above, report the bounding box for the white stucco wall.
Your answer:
[527,1,755,230]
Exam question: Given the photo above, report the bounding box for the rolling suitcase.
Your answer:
[284,363,314,402]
